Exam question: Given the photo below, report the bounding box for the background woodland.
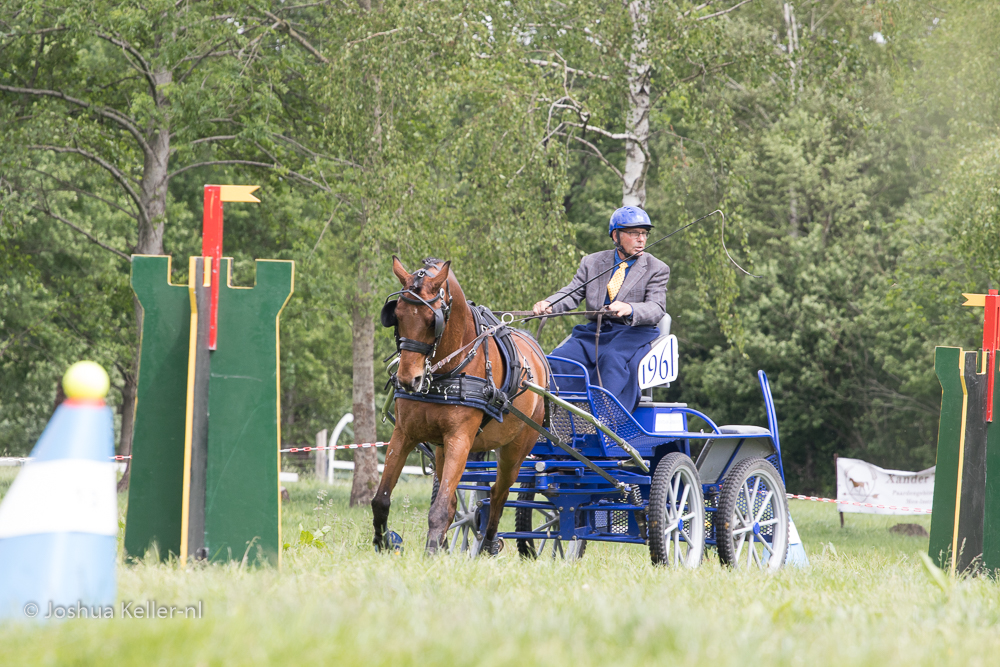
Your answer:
[1,0,995,495]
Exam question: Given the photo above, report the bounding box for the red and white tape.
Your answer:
[6,444,390,465]
[786,493,932,514]
[280,441,389,454]
[111,442,390,459]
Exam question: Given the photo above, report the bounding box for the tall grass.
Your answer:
[0,469,996,666]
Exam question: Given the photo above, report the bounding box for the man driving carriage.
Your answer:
[532,206,669,411]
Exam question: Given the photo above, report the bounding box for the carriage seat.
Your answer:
[651,312,671,343]
[717,425,770,436]
[695,424,777,484]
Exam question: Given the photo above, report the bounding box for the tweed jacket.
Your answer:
[543,249,669,327]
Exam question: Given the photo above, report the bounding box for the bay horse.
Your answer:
[372,257,550,554]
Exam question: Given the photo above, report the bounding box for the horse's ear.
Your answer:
[392,255,410,286]
[427,261,450,291]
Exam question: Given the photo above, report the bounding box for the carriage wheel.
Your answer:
[448,486,490,556]
[648,453,705,567]
[716,457,789,571]
[514,481,587,560]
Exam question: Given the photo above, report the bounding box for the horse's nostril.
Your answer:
[411,375,424,391]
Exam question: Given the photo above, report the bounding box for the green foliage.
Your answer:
[2,0,1000,495]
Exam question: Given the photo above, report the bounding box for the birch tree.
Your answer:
[507,0,755,208]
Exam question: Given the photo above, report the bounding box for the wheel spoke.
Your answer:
[754,490,774,523]
[747,536,756,567]
[673,530,681,564]
[734,532,747,563]
[536,516,559,532]
[732,524,755,536]
[758,517,780,527]
[680,527,694,544]
[749,476,761,516]
[755,534,773,556]
[742,481,754,518]
[678,483,691,514]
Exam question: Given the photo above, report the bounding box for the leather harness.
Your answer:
[381,260,535,427]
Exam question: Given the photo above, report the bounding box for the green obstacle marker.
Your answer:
[929,348,993,573]
[983,352,1000,572]
[931,289,1000,575]
[125,184,294,567]
[928,347,964,570]
[200,258,293,565]
[124,256,191,561]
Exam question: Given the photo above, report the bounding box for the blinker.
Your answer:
[380,299,398,328]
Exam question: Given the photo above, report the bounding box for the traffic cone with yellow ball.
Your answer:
[0,361,118,620]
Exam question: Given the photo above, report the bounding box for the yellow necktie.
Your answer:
[607,263,627,302]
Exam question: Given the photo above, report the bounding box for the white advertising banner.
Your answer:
[836,457,934,515]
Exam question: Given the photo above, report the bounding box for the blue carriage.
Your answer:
[448,317,792,569]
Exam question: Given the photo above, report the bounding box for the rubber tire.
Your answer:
[648,452,705,567]
[716,457,789,570]
[515,481,587,560]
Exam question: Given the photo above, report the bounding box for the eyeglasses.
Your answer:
[619,229,649,239]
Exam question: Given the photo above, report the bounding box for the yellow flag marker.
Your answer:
[963,293,987,308]
[218,185,260,203]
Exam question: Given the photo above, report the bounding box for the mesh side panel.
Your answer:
[592,509,629,535]
[588,390,671,453]
[705,493,719,543]
[548,402,597,443]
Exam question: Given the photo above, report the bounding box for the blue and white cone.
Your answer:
[0,362,118,620]
[785,513,809,567]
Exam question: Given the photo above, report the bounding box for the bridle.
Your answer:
[380,264,454,393]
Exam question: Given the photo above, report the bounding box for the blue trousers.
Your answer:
[549,321,658,411]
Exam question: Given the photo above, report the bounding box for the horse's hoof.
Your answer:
[481,537,505,557]
[375,531,404,554]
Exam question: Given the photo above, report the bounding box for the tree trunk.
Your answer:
[121,68,171,491]
[116,358,138,492]
[623,0,652,208]
[349,264,380,506]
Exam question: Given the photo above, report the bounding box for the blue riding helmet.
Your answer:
[608,206,653,237]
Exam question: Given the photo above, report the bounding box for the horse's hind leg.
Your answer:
[372,432,416,551]
[482,427,537,555]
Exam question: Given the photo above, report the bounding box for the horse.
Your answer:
[372,256,550,554]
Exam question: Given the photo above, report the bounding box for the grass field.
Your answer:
[0,467,997,666]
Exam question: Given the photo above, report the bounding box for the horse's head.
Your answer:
[388,256,453,392]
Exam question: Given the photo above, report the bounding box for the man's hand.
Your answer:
[606,301,633,319]
[532,300,553,316]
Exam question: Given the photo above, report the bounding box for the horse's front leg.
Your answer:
[426,431,473,554]
[372,431,416,551]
